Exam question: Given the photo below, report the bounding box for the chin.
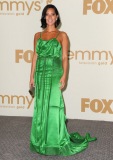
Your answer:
[46,22,56,26]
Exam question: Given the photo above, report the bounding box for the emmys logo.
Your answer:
[0,94,33,109]
[46,0,53,4]
[69,50,113,65]
[0,0,53,16]
[15,50,33,63]
[0,1,41,15]
[15,49,113,65]
[83,0,113,15]
[81,98,113,114]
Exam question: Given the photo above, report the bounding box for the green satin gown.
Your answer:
[30,32,97,156]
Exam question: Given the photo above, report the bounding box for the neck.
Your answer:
[45,26,58,32]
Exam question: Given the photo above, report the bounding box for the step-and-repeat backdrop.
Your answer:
[0,0,113,121]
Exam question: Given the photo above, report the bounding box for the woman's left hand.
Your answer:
[59,75,66,90]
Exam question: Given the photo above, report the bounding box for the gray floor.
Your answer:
[0,116,113,160]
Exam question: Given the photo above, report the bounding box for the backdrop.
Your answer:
[0,0,113,121]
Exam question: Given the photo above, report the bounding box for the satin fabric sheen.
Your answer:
[30,36,97,156]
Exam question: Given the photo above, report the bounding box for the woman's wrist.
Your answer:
[62,73,67,78]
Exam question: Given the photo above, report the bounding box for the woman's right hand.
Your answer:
[29,77,35,89]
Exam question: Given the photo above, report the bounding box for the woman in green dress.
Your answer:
[29,4,97,156]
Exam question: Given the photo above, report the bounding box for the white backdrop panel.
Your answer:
[0,0,113,121]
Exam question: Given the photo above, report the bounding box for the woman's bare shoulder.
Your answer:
[59,31,68,42]
[59,31,68,39]
[34,32,41,40]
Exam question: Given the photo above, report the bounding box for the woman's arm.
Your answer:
[29,32,39,88]
[60,32,69,89]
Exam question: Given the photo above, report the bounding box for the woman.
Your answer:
[29,4,97,156]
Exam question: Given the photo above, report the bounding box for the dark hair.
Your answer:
[41,4,61,29]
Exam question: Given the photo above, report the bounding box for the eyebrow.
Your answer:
[46,11,55,13]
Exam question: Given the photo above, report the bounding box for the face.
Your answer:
[45,8,58,27]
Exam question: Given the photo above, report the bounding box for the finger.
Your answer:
[60,83,65,89]
[29,84,32,89]
[29,82,33,88]
[60,85,64,89]
[29,82,31,89]
[60,79,62,83]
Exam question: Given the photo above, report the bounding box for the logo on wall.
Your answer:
[81,98,113,114]
[83,0,113,15]
[0,94,33,109]
[15,50,33,63]
[69,50,113,65]
[0,0,53,16]
[15,49,113,65]
[46,0,53,4]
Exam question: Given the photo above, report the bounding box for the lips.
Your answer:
[47,20,53,23]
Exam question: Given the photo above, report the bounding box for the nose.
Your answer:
[47,14,53,18]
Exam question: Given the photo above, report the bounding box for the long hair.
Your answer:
[41,4,61,29]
